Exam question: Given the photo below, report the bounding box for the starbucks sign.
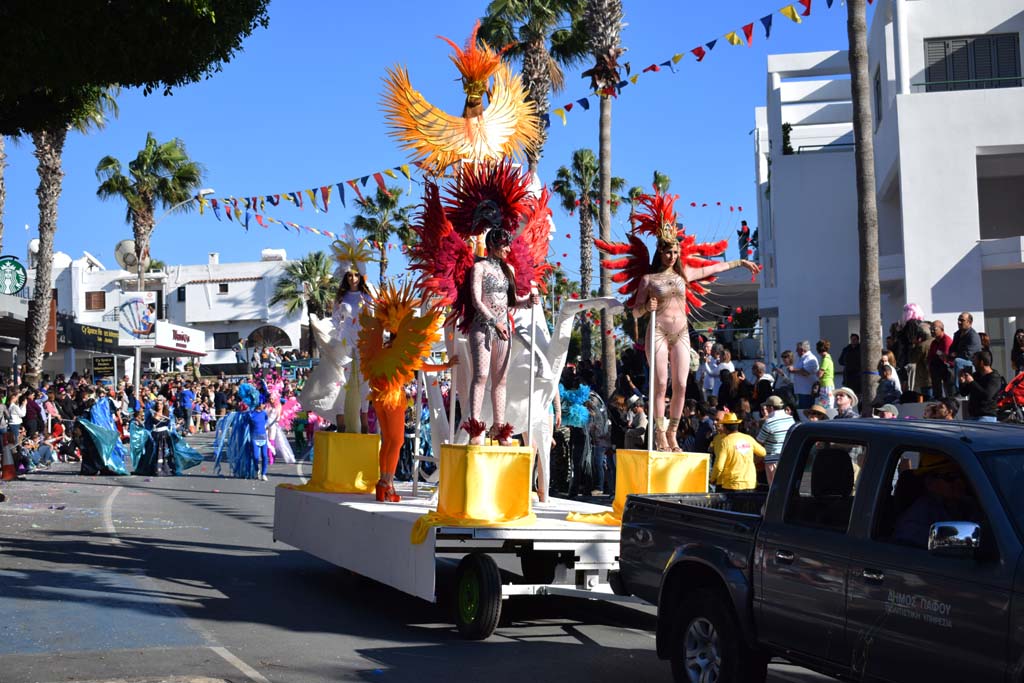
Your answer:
[0,256,27,295]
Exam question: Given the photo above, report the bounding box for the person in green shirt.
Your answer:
[816,339,836,409]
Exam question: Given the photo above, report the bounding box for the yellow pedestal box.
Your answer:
[411,443,536,544]
[567,449,709,526]
[279,432,380,494]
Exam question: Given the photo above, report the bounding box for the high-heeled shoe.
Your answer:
[654,428,670,452]
[375,479,389,502]
[385,483,401,502]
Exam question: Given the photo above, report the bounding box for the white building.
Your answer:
[755,0,1024,375]
[27,246,304,378]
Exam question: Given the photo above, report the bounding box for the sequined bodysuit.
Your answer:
[468,257,514,433]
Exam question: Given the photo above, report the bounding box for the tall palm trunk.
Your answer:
[597,92,616,396]
[379,246,388,286]
[25,127,68,386]
[0,135,6,253]
[847,0,881,413]
[579,202,594,363]
[521,37,551,175]
[132,211,156,278]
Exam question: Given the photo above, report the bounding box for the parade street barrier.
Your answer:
[281,431,380,494]
[411,444,536,544]
[567,450,710,526]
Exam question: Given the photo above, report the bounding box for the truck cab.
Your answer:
[621,421,1024,683]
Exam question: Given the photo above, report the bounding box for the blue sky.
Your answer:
[2,0,868,284]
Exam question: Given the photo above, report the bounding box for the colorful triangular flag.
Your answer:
[725,31,742,46]
[799,0,812,15]
[781,5,802,23]
[706,39,718,51]
[761,14,773,38]
[576,98,590,110]
[553,108,567,125]
[691,46,707,62]
[742,23,754,46]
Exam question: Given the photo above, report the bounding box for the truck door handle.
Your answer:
[862,569,885,583]
[775,550,794,564]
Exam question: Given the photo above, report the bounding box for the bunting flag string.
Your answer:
[200,163,419,219]
[194,200,411,253]
[544,0,838,129]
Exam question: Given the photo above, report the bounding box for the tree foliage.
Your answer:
[270,251,336,356]
[96,132,205,269]
[352,186,415,286]
[0,0,270,135]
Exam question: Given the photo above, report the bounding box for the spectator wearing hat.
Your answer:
[710,412,766,492]
[756,395,796,485]
[834,387,860,419]
[624,397,648,450]
[803,404,829,421]
[874,404,900,419]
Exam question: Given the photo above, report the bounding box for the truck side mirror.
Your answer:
[928,521,981,558]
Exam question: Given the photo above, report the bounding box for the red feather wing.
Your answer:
[507,186,554,294]
[595,234,650,307]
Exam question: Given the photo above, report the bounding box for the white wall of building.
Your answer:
[757,0,1024,373]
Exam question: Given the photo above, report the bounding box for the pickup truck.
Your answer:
[618,420,1024,683]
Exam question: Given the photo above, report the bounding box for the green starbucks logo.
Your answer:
[0,256,27,295]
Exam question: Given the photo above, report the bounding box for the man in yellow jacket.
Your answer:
[710,412,766,491]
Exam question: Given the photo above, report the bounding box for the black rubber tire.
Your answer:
[454,553,502,640]
[669,590,767,683]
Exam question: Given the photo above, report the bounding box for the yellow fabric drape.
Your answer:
[279,432,380,494]
[567,449,709,526]
[411,444,536,544]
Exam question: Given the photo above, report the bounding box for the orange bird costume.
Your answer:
[358,281,453,502]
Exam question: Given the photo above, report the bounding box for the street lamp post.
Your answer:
[131,189,214,402]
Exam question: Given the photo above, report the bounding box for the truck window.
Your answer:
[783,440,865,533]
[980,450,1024,540]
[872,448,986,550]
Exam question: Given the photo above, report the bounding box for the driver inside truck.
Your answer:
[891,453,977,548]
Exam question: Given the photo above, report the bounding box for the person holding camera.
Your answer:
[958,350,1001,422]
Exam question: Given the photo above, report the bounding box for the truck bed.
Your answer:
[618,492,766,605]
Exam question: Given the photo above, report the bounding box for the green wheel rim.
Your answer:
[458,568,481,624]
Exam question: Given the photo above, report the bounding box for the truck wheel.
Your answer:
[670,590,767,683]
[454,553,502,640]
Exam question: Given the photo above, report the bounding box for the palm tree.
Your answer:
[478,0,589,174]
[352,186,414,286]
[24,88,118,387]
[269,251,337,357]
[846,0,881,413]
[552,148,624,362]
[582,0,624,396]
[96,132,204,275]
[0,135,6,253]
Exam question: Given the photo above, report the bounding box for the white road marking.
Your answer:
[209,645,272,683]
[296,457,307,484]
[99,481,271,683]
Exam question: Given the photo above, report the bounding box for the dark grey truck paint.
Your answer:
[619,420,1024,682]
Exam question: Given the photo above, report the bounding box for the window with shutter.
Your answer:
[995,34,1022,87]
[874,68,883,123]
[924,34,1021,92]
[85,291,106,311]
[973,36,995,89]
[947,38,972,91]
[925,39,949,92]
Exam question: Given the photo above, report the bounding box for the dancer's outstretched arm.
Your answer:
[684,259,759,283]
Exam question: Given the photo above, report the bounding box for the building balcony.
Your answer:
[980,236,1024,270]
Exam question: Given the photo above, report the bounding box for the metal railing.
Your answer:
[912,75,1022,92]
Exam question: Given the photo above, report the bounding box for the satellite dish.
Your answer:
[114,239,149,272]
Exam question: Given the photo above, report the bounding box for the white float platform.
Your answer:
[273,482,619,603]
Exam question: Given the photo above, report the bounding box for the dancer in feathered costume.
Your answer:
[359,281,458,502]
[407,161,549,445]
[381,21,542,176]
[329,238,375,431]
[267,392,296,465]
[595,186,761,451]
